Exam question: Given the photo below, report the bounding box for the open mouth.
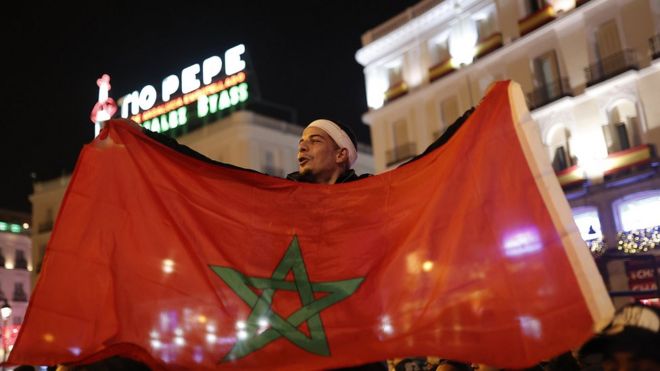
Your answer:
[298,157,310,166]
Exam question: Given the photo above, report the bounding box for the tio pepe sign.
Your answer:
[119,44,247,119]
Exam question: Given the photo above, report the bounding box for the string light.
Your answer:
[586,237,606,256]
[616,226,660,254]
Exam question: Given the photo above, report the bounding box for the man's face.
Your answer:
[298,126,342,182]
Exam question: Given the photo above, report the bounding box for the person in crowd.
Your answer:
[577,303,660,371]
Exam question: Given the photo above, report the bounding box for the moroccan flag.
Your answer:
[10,81,613,370]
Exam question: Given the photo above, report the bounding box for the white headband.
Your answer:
[307,119,358,167]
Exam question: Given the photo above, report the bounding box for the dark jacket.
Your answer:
[285,169,371,183]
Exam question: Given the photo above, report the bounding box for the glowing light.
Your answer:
[224,44,246,76]
[197,315,207,324]
[162,259,174,274]
[174,336,185,346]
[174,327,183,336]
[4,262,14,269]
[422,261,434,272]
[518,316,542,339]
[236,320,246,330]
[150,339,162,349]
[548,0,575,12]
[503,229,542,257]
[206,333,217,344]
[380,316,394,335]
[22,223,29,229]
[448,15,478,66]
[617,194,660,231]
[68,347,81,356]
[237,330,248,340]
[193,347,204,363]
[150,330,159,339]
[206,324,216,333]
[258,318,269,328]
[43,333,54,343]
[9,224,21,233]
[572,207,603,240]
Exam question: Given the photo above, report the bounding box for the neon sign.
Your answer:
[117,44,250,135]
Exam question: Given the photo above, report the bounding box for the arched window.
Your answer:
[604,99,640,153]
[613,190,660,232]
[546,124,572,171]
[572,206,602,240]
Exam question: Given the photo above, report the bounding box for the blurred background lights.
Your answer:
[174,336,185,346]
[162,259,175,273]
[237,330,248,340]
[206,333,217,344]
[235,320,246,330]
[422,261,434,272]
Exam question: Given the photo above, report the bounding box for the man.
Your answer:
[578,303,660,371]
[287,119,369,184]
[287,119,381,371]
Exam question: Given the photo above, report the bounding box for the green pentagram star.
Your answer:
[210,235,364,362]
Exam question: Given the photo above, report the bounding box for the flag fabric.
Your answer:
[10,81,613,370]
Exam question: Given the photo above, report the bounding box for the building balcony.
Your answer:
[475,32,504,60]
[556,144,656,188]
[518,5,556,37]
[556,165,586,188]
[384,81,409,103]
[650,34,660,60]
[526,77,573,110]
[428,59,456,82]
[603,144,656,178]
[585,49,639,87]
[386,142,416,167]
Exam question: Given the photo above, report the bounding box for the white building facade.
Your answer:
[356,0,660,307]
[0,210,31,359]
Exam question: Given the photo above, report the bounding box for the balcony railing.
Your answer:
[428,58,456,82]
[386,143,417,167]
[518,5,556,37]
[650,34,660,60]
[384,81,409,103]
[526,77,573,110]
[556,144,655,188]
[585,49,639,87]
[475,32,503,60]
[556,165,586,188]
[603,144,655,177]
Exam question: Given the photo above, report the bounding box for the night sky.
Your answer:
[1,1,421,213]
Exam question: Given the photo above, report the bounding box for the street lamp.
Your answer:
[0,300,11,371]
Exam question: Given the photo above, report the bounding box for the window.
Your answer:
[573,207,603,241]
[15,249,27,270]
[525,0,547,15]
[386,120,415,166]
[614,191,660,232]
[13,282,27,302]
[261,148,283,177]
[428,38,449,67]
[533,50,561,97]
[595,20,622,60]
[440,96,459,127]
[604,99,639,153]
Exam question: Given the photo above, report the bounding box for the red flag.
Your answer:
[10,81,613,370]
